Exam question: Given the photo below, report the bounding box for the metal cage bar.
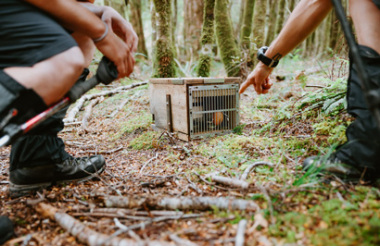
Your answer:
[188,84,240,139]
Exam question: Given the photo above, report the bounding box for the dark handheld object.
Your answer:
[0,57,118,147]
[331,0,380,127]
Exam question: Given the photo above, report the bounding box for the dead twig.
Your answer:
[113,218,142,242]
[105,214,201,243]
[81,96,104,132]
[35,203,167,246]
[139,153,159,174]
[192,171,232,191]
[169,234,198,246]
[108,98,130,118]
[241,161,274,180]
[104,195,260,212]
[77,146,123,155]
[235,219,247,246]
[211,175,249,189]
[64,81,147,123]
[258,185,275,225]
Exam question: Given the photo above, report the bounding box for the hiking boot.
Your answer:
[0,216,14,244]
[9,155,105,197]
[303,155,363,178]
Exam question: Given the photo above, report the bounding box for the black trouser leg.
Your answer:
[335,45,380,177]
[9,69,90,171]
[9,105,71,171]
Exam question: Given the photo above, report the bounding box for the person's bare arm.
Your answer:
[24,0,106,40]
[239,0,333,94]
[79,2,138,53]
[24,0,135,78]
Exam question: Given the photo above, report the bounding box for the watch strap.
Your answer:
[257,46,279,68]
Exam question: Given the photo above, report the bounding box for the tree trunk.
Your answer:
[127,0,149,59]
[183,0,204,60]
[215,0,241,77]
[172,0,178,47]
[236,0,246,38]
[152,0,177,78]
[251,0,266,66]
[264,0,277,45]
[274,0,286,37]
[240,0,255,50]
[196,0,216,77]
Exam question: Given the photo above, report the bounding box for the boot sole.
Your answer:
[9,166,105,197]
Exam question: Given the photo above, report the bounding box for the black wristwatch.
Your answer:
[257,46,279,68]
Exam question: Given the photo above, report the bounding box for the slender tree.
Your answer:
[236,0,246,37]
[215,0,241,76]
[196,0,216,77]
[183,0,204,60]
[240,0,255,50]
[251,0,266,66]
[274,0,286,37]
[152,0,177,77]
[172,0,178,46]
[126,0,149,59]
[264,0,277,45]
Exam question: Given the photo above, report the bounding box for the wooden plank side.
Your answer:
[149,83,188,134]
[224,77,241,84]
[184,78,204,85]
[149,78,184,85]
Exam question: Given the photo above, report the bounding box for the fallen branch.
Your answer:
[72,208,184,218]
[104,214,201,243]
[235,219,247,246]
[169,234,198,246]
[35,203,168,246]
[64,81,147,123]
[81,96,104,132]
[65,97,86,123]
[108,98,130,118]
[241,161,274,180]
[139,153,158,174]
[104,196,260,212]
[192,171,231,191]
[211,175,249,189]
[77,146,124,155]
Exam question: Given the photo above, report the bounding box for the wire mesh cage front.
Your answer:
[189,84,240,139]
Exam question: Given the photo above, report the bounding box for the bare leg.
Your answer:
[3,46,85,106]
[350,0,380,54]
[71,32,96,67]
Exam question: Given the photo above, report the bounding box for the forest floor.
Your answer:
[1,55,379,246]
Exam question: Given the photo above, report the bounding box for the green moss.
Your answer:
[240,0,255,49]
[215,0,241,77]
[152,39,177,78]
[197,54,212,77]
[152,0,177,78]
[129,131,159,150]
[196,0,215,77]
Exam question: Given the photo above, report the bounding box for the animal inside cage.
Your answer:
[149,77,240,141]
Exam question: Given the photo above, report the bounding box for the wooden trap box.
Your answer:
[149,77,241,141]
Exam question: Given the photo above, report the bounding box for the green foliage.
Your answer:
[298,77,347,115]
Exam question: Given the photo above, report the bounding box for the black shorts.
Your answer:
[0,0,77,69]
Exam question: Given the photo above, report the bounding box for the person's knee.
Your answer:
[60,47,86,76]
[71,32,96,66]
